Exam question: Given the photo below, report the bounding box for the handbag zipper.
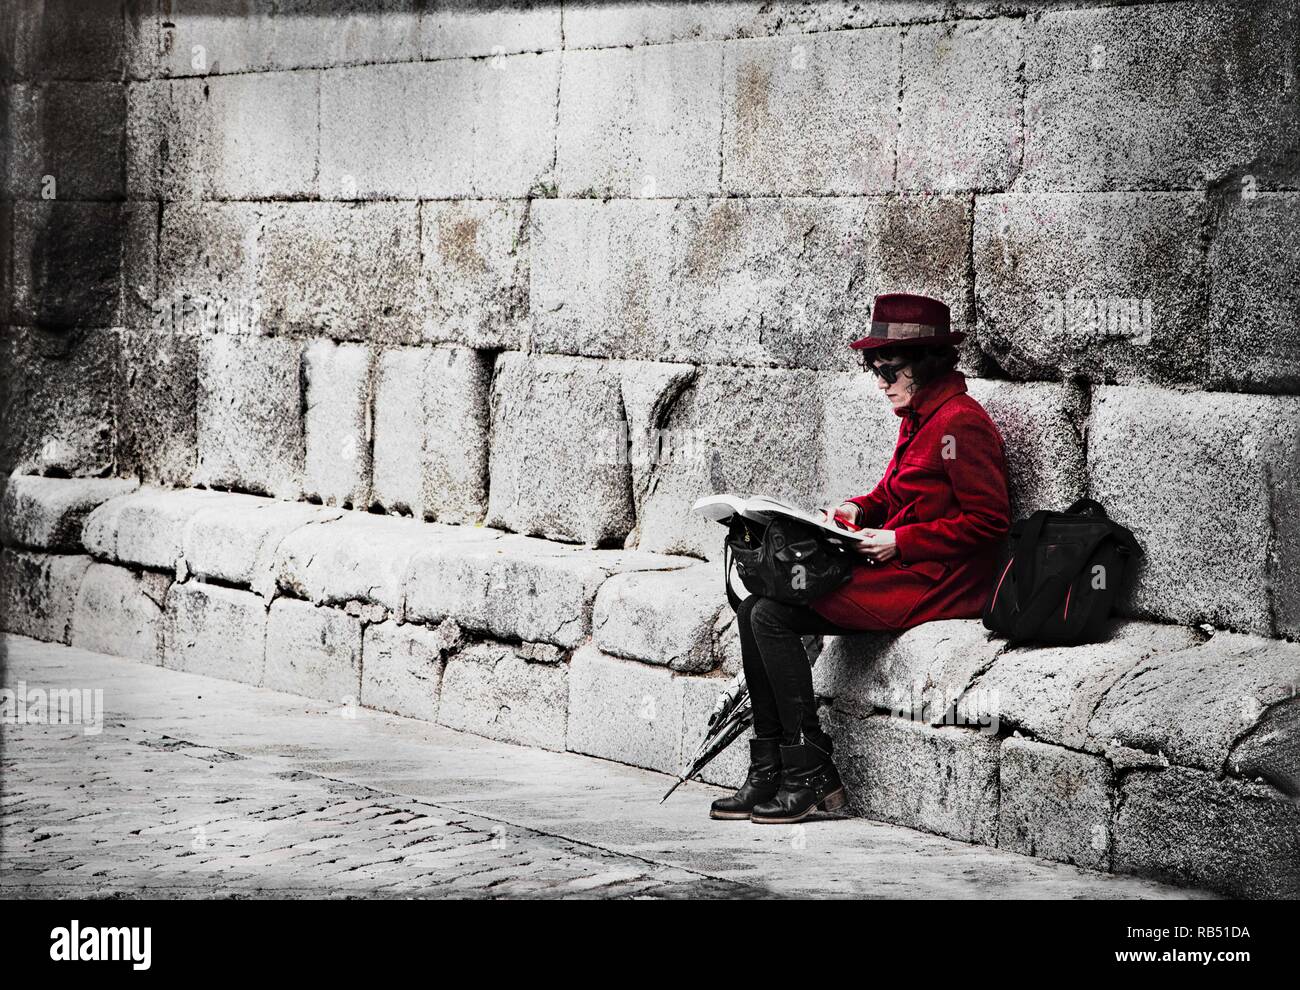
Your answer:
[991,554,1014,609]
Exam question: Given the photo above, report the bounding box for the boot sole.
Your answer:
[750,787,849,825]
[709,809,753,820]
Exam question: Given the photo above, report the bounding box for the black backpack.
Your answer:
[722,515,855,612]
[982,497,1142,646]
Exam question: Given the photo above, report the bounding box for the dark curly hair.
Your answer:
[865,343,960,390]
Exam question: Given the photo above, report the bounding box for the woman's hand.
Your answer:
[819,502,863,529]
[850,528,897,563]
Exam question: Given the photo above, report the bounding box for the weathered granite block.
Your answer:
[264,598,363,702]
[1088,384,1300,637]
[958,620,1204,750]
[437,641,569,751]
[1089,632,1300,796]
[0,475,139,552]
[722,28,899,194]
[1113,766,1300,899]
[1021,2,1300,190]
[163,580,267,685]
[180,496,342,597]
[319,54,559,199]
[195,333,305,500]
[973,193,1209,386]
[302,339,373,509]
[592,562,724,673]
[421,199,529,350]
[70,562,168,664]
[679,673,751,789]
[998,736,1114,871]
[557,42,723,198]
[82,486,227,572]
[0,548,92,644]
[826,708,1001,844]
[361,619,462,722]
[371,345,492,524]
[115,331,199,488]
[567,644,685,775]
[897,18,1023,192]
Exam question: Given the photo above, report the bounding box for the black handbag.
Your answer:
[982,497,1142,646]
[722,514,855,612]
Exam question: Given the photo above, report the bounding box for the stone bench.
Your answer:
[2,473,1298,898]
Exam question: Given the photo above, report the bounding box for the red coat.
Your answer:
[809,369,1011,631]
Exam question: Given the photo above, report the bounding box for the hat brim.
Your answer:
[849,331,966,351]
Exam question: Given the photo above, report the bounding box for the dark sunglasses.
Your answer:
[860,353,911,384]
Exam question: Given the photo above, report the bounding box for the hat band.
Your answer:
[869,320,941,340]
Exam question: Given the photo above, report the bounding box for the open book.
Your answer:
[692,493,873,545]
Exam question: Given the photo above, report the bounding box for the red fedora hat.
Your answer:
[849,292,965,350]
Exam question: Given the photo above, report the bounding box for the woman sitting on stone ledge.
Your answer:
[715,292,1012,826]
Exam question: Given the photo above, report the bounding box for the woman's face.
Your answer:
[871,356,919,410]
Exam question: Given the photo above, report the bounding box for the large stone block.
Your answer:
[70,562,168,664]
[557,42,723,198]
[158,0,423,76]
[722,28,899,195]
[1089,632,1300,796]
[11,202,133,330]
[371,345,492,524]
[264,598,363,702]
[5,0,128,81]
[5,81,124,200]
[258,203,423,345]
[0,548,92,644]
[998,736,1114,871]
[486,352,635,544]
[531,196,972,370]
[163,581,267,685]
[958,620,1204,751]
[566,644,686,774]
[421,200,529,350]
[963,379,1087,517]
[361,619,462,722]
[815,619,1004,724]
[273,511,502,619]
[1021,2,1300,190]
[319,54,559,199]
[163,72,319,199]
[437,641,568,751]
[157,202,266,331]
[826,709,1001,844]
[0,327,116,478]
[973,193,1209,386]
[82,486,227,571]
[0,475,139,552]
[180,495,342,597]
[115,331,199,487]
[1206,193,1300,393]
[405,535,684,649]
[421,2,563,59]
[1113,767,1300,899]
[303,339,373,508]
[592,562,724,673]
[898,18,1023,192]
[195,333,305,500]
[1088,385,1300,637]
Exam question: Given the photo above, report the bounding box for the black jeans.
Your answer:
[735,595,857,757]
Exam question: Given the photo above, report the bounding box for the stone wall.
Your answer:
[3,0,1300,896]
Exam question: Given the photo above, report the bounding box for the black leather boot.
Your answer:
[709,737,783,820]
[749,740,848,824]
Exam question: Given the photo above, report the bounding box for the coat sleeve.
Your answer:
[847,477,890,527]
[892,412,1011,563]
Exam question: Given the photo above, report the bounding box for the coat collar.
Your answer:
[895,368,968,424]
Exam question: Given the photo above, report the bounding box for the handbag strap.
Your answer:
[722,540,745,613]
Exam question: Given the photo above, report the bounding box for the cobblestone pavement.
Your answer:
[0,635,1209,899]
